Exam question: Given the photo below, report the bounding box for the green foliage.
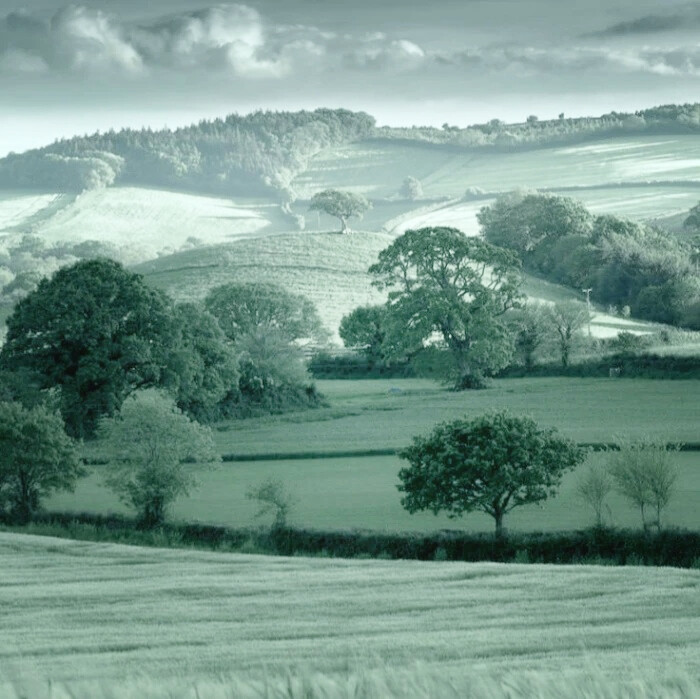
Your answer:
[0,401,83,523]
[98,390,220,528]
[370,227,522,389]
[339,305,387,361]
[162,303,239,423]
[397,411,585,535]
[204,281,327,344]
[309,189,371,233]
[607,439,680,531]
[0,259,175,438]
[246,478,294,529]
[0,109,376,195]
[478,193,700,327]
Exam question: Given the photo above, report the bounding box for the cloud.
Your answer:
[587,5,700,37]
[0,4,424,79]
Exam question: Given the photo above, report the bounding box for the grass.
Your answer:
[45,450,700,533]
[1,531,698,690]
[298,136,700,202]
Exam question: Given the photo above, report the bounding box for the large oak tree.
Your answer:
[369,227,522,389]
[0,259,175,438]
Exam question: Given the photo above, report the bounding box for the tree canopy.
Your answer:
[398,411,584,535]
[369,227,522,389]
[0,259,175,438]
[0,401,83,523]
[309,189,371,233]
[339,305,387,362]
[98,390,220,528]
[204,282,327,345]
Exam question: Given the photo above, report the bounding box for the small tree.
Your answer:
[400,176,423,201]
[398,411,584,536]
[0,401,83,523]
[607,439,679,531]
[98,390,220,528]
[246,478,294,529]
[545,301,589,367]
[575,462,613,528]
[309,189,371,233]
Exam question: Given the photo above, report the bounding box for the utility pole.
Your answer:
[582,288,593,338]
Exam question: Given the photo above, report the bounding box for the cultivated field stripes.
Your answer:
[1,533,699,686]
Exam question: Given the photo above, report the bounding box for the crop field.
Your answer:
[1,532,699,692]
[297,136,700,203]
[0,191,64,232]
[137,231,392,339]
[48,378,700,532]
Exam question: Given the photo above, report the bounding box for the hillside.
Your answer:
[2,532,698,690]
[2,109,700,342]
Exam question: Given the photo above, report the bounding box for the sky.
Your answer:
[2,0,700,156]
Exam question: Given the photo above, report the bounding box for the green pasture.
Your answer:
[1,533,699,689]
[212,378,700,454]
[46,450,700,533]
[48,377,700,533]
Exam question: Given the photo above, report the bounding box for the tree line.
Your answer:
[0,109,376,196]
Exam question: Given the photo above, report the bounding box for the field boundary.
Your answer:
[219,442,700,462]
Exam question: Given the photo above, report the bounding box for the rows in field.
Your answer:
[2,532,698,684]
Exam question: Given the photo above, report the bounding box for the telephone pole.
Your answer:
[582,288,593,338]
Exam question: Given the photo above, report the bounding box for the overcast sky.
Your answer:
[2,0,700,156]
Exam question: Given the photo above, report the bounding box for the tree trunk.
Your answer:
[560,342,569,368]
[340,216,349,234]
[640,502,648,532]
[494,511,505,538]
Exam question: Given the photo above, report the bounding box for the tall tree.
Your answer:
[399,176,423,201]
[0,259,175,438]
[0,401,83,524]
[369,227,522,389]
[309,189,371,233]
[398,411,584,536]
[506,303,550,371]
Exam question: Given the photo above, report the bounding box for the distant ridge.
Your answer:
[1,103,700,197]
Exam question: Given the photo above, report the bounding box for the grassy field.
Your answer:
[47,378,700,532]
[296,136,700,202]
[46,450,700,533]
[1,532,698,691]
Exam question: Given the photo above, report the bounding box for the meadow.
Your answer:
[1,532,698,695]
[47,378,700,532]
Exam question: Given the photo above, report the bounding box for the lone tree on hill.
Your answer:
[0,259,175,438]
[98,390,220,528]
[369,226,522,389]
[309,189,371,233]
[398,411,585,537]
[0,401,84,524]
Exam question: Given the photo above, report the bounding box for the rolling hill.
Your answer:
[2,123,700,342]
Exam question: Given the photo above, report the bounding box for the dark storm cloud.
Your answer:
[588,4,700,37]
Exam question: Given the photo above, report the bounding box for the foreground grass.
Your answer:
[2,666,699,699]
[1,532,698,689]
